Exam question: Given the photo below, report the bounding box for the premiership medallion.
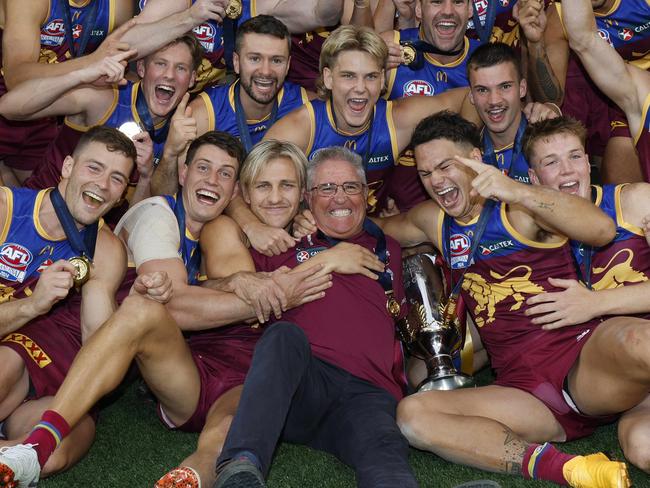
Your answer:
[225,0,243,19]
[386,292,401,319]
[69,256,91,288]
[402,43,417,66]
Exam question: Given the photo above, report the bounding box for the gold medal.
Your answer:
[386,292,401,319]
[225,0,243,19]
[402,44,417,66]
[69,256,91,288]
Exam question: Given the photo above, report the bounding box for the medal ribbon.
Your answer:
[135,84,171,152]
[222,17,238,73]
[60,0,100,58]
[173,190,202,285]
[234,81,278,152]
[49,187,98,260]
[317,218,396,304]
[573,186,597,290]
[471,0,498,45]
[443,199,496,302]
[482,115,527,177]
[400,39,463,71]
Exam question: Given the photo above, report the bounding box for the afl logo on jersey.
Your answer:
[597,29,614,47]
[449,233,472,269]
[618,28,634,42]
[473,0,488,17]
[0,243,33,283]
[403,80,434,97]
[43,19,66,37]
[193,23,216,42]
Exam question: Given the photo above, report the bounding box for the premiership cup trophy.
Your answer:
[398,253,474,391]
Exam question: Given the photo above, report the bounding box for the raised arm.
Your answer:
[260,0,344,32]
[374,200,440,248]
[455,155,616,246]
[2,0,135,90]
[0,50,133,122]
[562,0,650,132]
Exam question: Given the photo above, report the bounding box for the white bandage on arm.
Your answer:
[114,197,182,268]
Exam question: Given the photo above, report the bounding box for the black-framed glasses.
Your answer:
[309,182,366,197]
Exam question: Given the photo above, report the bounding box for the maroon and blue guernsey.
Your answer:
[288,27,334,92]
[252,230,407,401]
[435,202,599,398]
[571,184,650,318]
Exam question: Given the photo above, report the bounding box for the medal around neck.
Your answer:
[401,43,417,67]
[118,121,142,140]
[396,252,474,391]
[226,0,243,19]
[69,255,91,288]
[386,292,401,319]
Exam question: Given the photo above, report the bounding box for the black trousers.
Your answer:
[217,322,419,488]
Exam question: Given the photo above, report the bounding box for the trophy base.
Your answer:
[418,373,474,392]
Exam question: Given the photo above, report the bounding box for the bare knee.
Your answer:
[113,295,174,338]
[609,319,650,367]
[397,393,442,446]
[0,348,28,418]
[619,406,650,473]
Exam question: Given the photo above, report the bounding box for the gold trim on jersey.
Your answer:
[634,93,650,145]
[500,202,567,248]
[70,0,92,8]
[325,99,372,136]
[305,102,316,155]
[592,183,604,207]
[199,91,216,131]
[299,87,309,105]
[424,37,471,67]
[108,0,116,32]
[614,183,645,236]
[250,0,257,17]
[34,189,65,241]
[0,187,13,244]
[64,86,119,131]
[131,81,167,130]
[386,101,399,164]
[434,206,445,254]
[594,0,621,18]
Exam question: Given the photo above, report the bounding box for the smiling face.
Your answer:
[179,144,239,234]
[60,141,133,226]
[469,62,526,145]
[307,158,367,239]
[234,32,290,106]
[415,138,483,221]
[137,42,196,120]
[242,157,302,230]
[418,0,472,53]
[528,132,591,199]
[323,50,384,133]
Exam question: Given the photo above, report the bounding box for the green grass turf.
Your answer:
[39,372,650,488]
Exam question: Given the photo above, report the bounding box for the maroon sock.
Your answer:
[521,443,576,485]
[23,410,71,468]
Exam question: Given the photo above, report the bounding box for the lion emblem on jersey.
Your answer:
[462,265,544,327]
[592,248,647,290]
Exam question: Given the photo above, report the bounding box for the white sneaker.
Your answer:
[0,443,40,487]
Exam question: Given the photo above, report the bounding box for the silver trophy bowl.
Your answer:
[398,253,474,391]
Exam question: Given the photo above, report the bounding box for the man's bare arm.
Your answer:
[562,0,650,132]
[260,0,343,32]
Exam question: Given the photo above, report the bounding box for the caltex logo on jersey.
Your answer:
[37,259,54,273]
[0,243,33,282]
[499,0,509,7]
[296,246,326,263]
[618,28,633,41]
[403,80,434,97]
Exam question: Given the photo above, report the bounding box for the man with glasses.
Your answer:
[212,145,417,488]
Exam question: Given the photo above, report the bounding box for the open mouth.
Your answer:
[436,186,459,208]
[82,190,105,207]
[348,98,368,114]
[558,181,579,194]
[486,107,507,124]
[329,208,352,217]
[196,189,220,205]
[435,19,458,35]
[253,78,276,91]
[155,84,175,102]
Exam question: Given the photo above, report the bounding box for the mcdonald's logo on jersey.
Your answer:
[436,71,448,83]
[344,140,358,151]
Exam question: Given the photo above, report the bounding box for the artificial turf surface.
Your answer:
[38,368,650,488]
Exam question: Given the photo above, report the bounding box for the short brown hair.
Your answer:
[522,116,587,166]
[316,25,387,99]
[73,126,137,164]
[185,131,245,171]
